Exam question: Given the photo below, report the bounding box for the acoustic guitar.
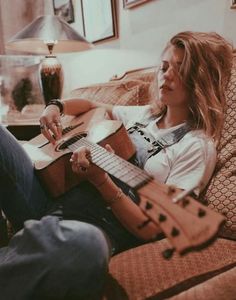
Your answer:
[23,107,225,255]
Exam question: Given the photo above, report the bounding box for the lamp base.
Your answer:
[40,55,64,105]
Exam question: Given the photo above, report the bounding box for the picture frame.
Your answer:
[123,0,151,9]
[53,0,74,23]
[81,0,117,43]
[231,0,236,8]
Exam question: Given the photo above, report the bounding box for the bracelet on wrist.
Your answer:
[93,174,109,189]
[46,99,64,115]
[106,188,123,206]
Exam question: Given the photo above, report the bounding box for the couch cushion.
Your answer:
[70,79,151,106]
[204,54,236,240]
[103,238,236,300]
[167,266,236,300]
[111,69,156,83]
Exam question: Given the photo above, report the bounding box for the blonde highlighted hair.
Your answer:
[152,31,233,145]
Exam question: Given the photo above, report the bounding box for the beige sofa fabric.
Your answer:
[167,266,236,300]
[204,55,236,240]
[104,238,236,300]
[70,79,151,106]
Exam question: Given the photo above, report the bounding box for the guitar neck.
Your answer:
[68,138,152,189]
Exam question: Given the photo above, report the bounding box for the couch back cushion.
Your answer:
[70,79,151,106]
[204,54,236,240]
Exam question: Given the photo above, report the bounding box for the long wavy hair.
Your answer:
[151,31,233,145]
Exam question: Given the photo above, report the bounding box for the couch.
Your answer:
[70,55,236,299]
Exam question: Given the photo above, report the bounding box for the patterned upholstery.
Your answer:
[167,266,236,300]
[70,79,151,106]
[204,54,236,240]
[104,238,236,300]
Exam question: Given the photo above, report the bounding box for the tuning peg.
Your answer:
[167,185,177,195]
[198,208,206,217]
[182,198,190,207]
[162,247,176,259]
[159,213,167,222]
[171,227,180,237]
[137,218,151,229]
[145,201,153,210]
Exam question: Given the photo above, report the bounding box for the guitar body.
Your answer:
[23,108,136,197]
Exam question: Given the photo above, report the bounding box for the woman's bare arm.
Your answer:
[62,98,114,119]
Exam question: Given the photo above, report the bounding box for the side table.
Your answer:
[1,104,44,140]
[7,124,40,140]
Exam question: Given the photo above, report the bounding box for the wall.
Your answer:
[1,0,236,93]
[116,0,235,55]
[1,0,235,55]
[59,0,236,91]
[63,0,236,57]
[101,0,235,55]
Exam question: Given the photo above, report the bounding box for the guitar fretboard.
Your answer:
[67,137,152,189]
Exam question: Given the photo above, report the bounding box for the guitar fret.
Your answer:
[103,160,123,172]
[95,159,115,170]
[91,152,107,160]
[113,168,131,178]
[92,151,110,162]
[107,161,131,176]
[121,172,141,183]
[128,176,151,189]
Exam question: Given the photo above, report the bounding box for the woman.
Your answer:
[0,31,233,300]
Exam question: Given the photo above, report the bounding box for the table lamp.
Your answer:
[6,15,93,104]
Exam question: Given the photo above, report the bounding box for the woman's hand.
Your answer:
[70,144,114,186]
[39,105,63,143]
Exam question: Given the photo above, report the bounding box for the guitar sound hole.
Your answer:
[56,133,87,151]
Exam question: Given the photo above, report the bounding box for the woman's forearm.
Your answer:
[62,98,113,117]
[93,175,162,240]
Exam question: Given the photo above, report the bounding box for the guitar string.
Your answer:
[65,133,151,189]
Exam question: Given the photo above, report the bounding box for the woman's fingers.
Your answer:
[39,106,63,143]
[70,145,114,175]
[39,117,63,143]
[70,147,91,173]
[105,144,115,153]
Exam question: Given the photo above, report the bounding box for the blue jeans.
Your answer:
[0,125,110,300]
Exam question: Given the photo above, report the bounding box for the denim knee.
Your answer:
[34,218,111,300]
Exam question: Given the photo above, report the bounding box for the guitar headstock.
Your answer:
[137,180,225,258]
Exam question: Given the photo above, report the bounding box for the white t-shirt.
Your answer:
[112,105,217,195]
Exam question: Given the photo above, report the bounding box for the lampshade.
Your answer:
[6,15,93,105]
[6,14,93,54]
